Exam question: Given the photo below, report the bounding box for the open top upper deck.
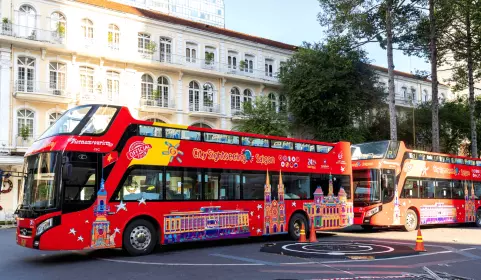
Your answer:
[25,104,351,174]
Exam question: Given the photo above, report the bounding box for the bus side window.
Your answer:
[401,179,419,198]
[435,179,452,199]
[474,183,481,199]
[452,181,464,199]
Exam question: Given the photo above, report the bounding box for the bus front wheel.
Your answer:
[403,209,418,232]
[123,219,156,256]
[289,213,308,241]
[361,225,374,231]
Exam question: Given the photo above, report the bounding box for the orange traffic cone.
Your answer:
[414,228,426,252]
[309,221,318,243]
[299,223,307,242]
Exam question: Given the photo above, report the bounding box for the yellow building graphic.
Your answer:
[303,174,353,229]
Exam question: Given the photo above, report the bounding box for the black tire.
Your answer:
[403,209,418,232]
[288,213,308,240]
[476,209,481,228]
[361,225,374,231]
[123,219,157,256]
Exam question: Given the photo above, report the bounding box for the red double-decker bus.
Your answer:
[16,104,354,256]
[351,140,481,232]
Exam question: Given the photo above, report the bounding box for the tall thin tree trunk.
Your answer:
[466,10,478,157]
[386,0,397,140]
[430,0,440,152]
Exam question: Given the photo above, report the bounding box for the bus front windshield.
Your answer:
[39,105,118,139]
[20,152,59,210]
[351,141,389,160]
[353,169,381,204]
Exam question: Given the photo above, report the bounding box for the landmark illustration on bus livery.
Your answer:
[303,174,354,229]
[163,206,250,244]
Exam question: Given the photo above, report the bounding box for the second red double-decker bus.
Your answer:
[16,104,354,256]
[351,140,481,231]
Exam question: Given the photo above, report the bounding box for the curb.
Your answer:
[0,225,16,229]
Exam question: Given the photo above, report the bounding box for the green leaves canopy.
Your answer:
[278,38,385,143]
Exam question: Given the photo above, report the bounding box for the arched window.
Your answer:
[191,122,212,129]
[17,109,35,138]
[189,81,200,111]
[157,76,170,107]
[79,66,94,94]
[108,24,120,50]
[159,37,172,62]
[243,89,253,105]
[106,71,120,101]
[268,93,277,111]
[279,94,287,112]
[49,112,62,127]
[231,87,241,111]
[141,74,154,100]
[49,62,66,94]
[146,118,165,123]
[186,42,197,63]
[203,83,215,108]
[18,5,36,38]
[17,57,35,92]
[423,89,429,102]
[50,12,66,41]
[81,18,94,41]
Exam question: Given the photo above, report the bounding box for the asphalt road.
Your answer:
[1,226,481,280]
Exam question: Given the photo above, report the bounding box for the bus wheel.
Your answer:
[403,209,418,232]
[476,210,481,228]
[123,219,156,256]
[289,213,307,241]
[361,225,374,231]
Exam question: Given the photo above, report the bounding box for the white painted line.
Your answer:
[97,258,265,266]
[280,250,454,265]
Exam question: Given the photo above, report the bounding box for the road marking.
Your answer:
[209,253,280,266]
[97,258,264,266]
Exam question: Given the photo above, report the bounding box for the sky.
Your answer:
[223,0,431,74]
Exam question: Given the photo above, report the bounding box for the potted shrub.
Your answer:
[56,22,65,37]
[240,60,247,71]
[205,52,214,65]
[2,17,11,33]
[146,41,157,54]
[20,125,30,141]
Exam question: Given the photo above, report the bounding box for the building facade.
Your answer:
[0,0,454,221]
[0,0,293,220]
[112,0,225,28]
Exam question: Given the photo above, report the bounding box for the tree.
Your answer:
[277,37,386,143]
[444,0,481,157]
[232,95,289,137]
[399,0,456,153]
[318,0,422,141]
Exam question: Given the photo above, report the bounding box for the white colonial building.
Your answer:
[0,0,453,221]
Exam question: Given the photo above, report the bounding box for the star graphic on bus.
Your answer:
[162,141,184,163]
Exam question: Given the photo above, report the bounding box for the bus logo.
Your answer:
[127,141,152,160]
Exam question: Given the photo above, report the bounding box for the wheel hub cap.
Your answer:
[130,226,151,250]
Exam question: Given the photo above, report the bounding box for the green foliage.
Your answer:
[20,125,30,140]
[233,96,289,137]
[205,52,214,63]
[146,41,157,53]
[2,17,10,24]
[56,22,65,37]
[277,37,386,143]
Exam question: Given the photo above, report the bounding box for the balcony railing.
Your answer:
[137,51,279,82]
[0,23,65,44]
[78,89,119,104]
[141,98,175,109]
[15,135,38,148]
[189,102,221,114]
[14,80,69,97]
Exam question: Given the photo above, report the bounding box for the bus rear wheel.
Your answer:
[289,213,308,241]
[403,209,418,232]
[123,219,156,256]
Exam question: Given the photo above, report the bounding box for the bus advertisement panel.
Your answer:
[351,140,481,231]
[15,104,354,256]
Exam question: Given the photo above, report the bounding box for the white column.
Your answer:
[0,47,12,147]
[220,77,226,115]
[176,71,184,125]
[124,67,138,117]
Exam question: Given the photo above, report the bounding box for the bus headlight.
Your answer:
[36,218,53,236]
[365,206,380,217]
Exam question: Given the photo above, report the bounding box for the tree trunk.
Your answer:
[386,0,397,141]
[466,10,478,157]
[430,0,440,152]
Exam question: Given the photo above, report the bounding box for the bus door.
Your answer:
[381,169,395,203]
